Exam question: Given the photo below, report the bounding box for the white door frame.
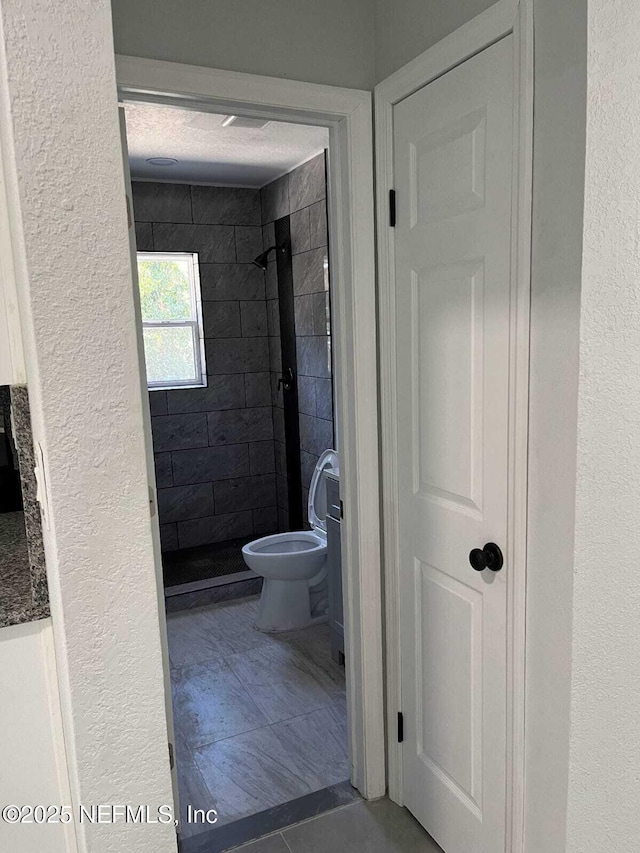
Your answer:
[375,0,533,848]
[115,56,386,800]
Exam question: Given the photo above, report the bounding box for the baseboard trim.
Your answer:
[165,570,258,597]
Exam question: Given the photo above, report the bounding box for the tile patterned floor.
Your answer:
[226,798,444,853]
[167,596,348,839]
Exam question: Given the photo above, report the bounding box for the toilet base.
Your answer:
[255,578,313,632]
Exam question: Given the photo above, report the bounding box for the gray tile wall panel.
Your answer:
[267,299,280,337]
[245,373,272,408]
[315,379,333,421]
[152,413,209,452]
[157,482,214,522]
[269,336,283,374]
[135,221,153,251]
[136,182,278,546]
[300,451,318,488]
[309,199,328,249]
[249,440,276,475]
[132,181,192,223]
[253,506,278,535]
[214,474,277,514]
[203,301,242,338]
[177,511,254,549]
[294,295,314,336]
[166,375,246,414]
[191,186,260,226]
[152,222,236,263]
[155,452,173,488]
[298,376,317,417]
[200,264,265,302]
[240,301,269,337]
[259,152,335,531]
[292,248,327,296]
[171,444,250,486]
[235,226,264,263]
[290,207,311,255]
[260,174,289,224]
[149,390,168,416]
[272,408,285,444]
[296,337,331,379]
[274,441,287,476]
[208,408,274,446]
[288,155,326,213]
[206,337,270,374]
[160,523,179,552]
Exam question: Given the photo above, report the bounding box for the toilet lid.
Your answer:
[308,449,339,534]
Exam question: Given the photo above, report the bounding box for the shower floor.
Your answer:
[162,537,254,588]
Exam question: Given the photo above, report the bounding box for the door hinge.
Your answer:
[168,742,175,770]
[339,499,344,520]
[389,189,396,227]
[397,711,404,743]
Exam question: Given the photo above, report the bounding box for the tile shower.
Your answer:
[261,153,334,530]
[133,180,277,568]
[132,152,334,590]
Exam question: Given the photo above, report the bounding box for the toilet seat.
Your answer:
[244,448,339,561]
[241,530,327,580]
[247,531,325,555]
[307,449,339,535]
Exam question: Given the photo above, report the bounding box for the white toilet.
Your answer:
[242,449,339,632]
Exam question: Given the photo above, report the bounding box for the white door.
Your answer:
[393,36,514,853]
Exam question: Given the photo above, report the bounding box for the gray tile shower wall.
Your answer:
[132,182,278,552]
[260,154,334,529]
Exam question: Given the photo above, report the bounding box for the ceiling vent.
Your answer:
[221,115,270,130]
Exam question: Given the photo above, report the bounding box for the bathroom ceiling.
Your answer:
[123,102,329,188]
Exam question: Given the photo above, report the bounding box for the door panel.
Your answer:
[411,108,486,226]
[393,36,514,853]
[412,259,484,512]
[414,560,483,809]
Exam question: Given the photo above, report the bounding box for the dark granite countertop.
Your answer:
[0,512,46,625]
[0,386,49,628]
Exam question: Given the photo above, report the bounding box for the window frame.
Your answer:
[136,250,207,391]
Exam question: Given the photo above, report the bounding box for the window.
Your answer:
[136,252,206,390]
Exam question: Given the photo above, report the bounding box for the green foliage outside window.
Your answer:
[136,254,203,387]
[138,258,192,321]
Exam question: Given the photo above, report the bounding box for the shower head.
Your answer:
[252,245,284,270]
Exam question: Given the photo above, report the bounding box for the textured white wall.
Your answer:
[0,1,175,852]
[111,0,375,90]
[567,1,640,849]
[0,621,74,853]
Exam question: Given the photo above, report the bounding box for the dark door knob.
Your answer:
[469,542,503,572]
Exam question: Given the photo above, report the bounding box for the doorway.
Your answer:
[117,72,384,846]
